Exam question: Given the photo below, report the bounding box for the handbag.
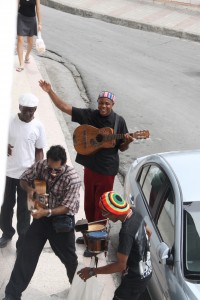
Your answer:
[52,214,74,233]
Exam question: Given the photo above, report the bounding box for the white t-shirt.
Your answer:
[6,114,46,179]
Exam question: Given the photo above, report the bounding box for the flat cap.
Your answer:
[19,93,39,107]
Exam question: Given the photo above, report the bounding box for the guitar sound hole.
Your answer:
[38,195,46,204]
[96,134,103,143]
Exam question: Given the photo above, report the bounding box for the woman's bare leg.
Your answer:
[25,36,33,62]
[17,35,24,70]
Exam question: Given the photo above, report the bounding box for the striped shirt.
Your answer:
[20,160,81,215]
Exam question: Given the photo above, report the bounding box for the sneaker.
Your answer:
[76,236,85,244]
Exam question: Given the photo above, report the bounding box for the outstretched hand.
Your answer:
[39,80,52,93]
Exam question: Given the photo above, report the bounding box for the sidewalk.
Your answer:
[0,55,116,300]
[41,0,200,42]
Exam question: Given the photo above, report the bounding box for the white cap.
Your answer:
[18,93,39,107]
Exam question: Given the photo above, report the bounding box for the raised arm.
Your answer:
[39,80,72,115]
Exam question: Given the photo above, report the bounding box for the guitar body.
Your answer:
[28,180,48,211]
[73,125,116,155]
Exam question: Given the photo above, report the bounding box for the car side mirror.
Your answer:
[157,242,170,265]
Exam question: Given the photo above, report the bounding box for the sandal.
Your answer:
[16,66,24,72]
[25,57,30,64]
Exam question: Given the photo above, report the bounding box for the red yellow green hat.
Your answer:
[99,191,130,215]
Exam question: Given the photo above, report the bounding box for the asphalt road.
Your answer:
[40,5,200,177]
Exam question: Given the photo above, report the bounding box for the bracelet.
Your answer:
[46,208,52,217]
[88,268,97,277]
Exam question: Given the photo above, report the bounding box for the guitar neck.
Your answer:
[103,131,149,141]
[104,133,132,141]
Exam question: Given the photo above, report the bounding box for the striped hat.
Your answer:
[99,191,130,216]
[98,91,115,103]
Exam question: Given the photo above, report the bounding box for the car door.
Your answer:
[135,164,171,299]
[151,186,176,300]
[136,164,185,300]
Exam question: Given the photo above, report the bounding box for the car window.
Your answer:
[157,188,175,248]
[184,202,200,279]
[139,165,167,211]
[139,164,175,247]
[139,165,150,187]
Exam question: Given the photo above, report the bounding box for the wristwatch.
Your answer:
[46,208,52,217]
[88,268,97,277]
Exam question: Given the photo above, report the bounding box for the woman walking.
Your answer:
[16,0,42,72]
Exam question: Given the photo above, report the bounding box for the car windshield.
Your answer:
[183,201,200,280]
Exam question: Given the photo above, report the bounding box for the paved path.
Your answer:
[41,0,200,42]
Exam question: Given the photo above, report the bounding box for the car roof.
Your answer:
[139,150,200,203]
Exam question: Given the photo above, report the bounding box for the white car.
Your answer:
[124,150,200,300]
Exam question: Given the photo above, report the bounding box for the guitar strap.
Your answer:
[114,113,119,134]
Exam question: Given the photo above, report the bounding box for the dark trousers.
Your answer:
[5,217,78,300]
[0,176,30,249]
[84,168,115,222]
[113,273,152,300]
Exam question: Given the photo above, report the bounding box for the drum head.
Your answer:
[86,231,108,239]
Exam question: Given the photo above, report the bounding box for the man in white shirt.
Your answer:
[0,93,46,251]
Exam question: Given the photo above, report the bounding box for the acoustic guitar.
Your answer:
[73,125,150,155]
[28,179,49,211]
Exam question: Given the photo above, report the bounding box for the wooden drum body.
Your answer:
[82,219,109,254]
[86,231,108,254]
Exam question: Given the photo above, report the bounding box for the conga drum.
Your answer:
[82,219,108,247]
[86,231,109,254]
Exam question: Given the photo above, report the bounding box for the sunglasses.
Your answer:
[48,167,63,174]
